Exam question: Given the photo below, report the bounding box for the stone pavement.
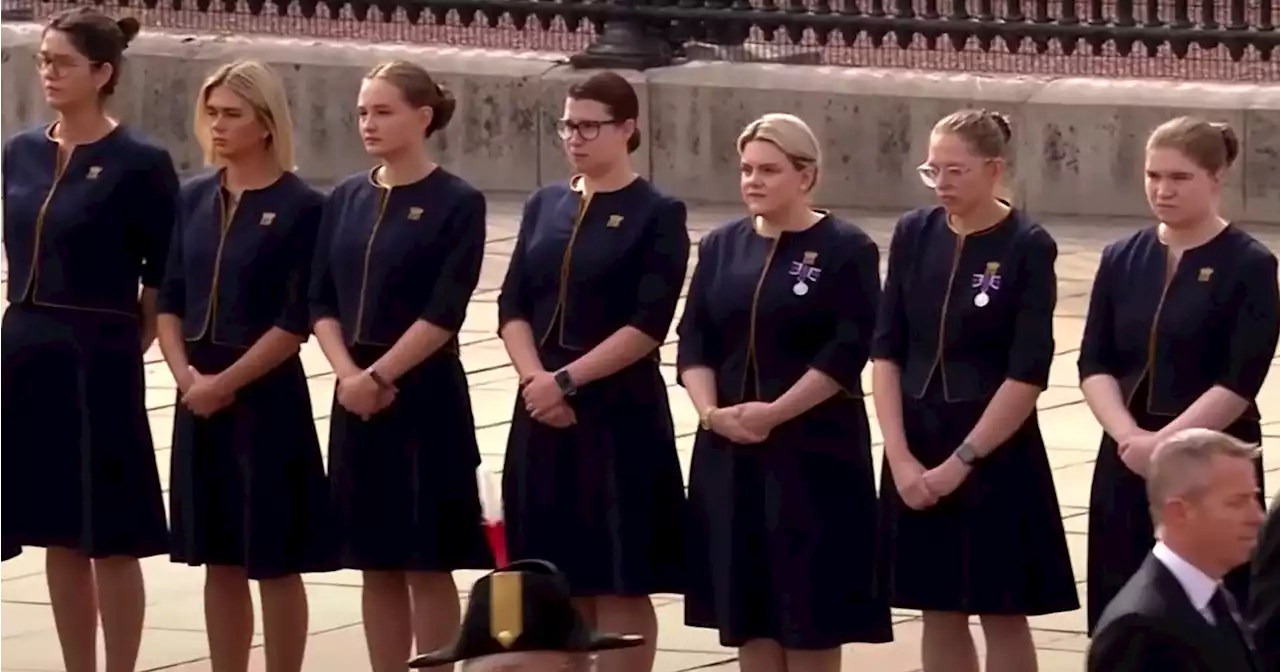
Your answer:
[2,201,1278,672]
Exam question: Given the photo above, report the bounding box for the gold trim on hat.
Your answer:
[489,571,523,649]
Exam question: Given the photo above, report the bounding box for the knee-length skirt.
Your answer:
[168,339,336,579]
[502,357,687,597]
[685,396,894,649]
[877,383,1079,615]
[0,304,168,558]
[327,346,494,572]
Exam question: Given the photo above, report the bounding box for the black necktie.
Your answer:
[1209,586,1256,659]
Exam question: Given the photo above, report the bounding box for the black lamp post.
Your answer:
[569,0,675,70]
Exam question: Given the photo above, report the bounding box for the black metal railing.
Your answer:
[4,0,1277,80]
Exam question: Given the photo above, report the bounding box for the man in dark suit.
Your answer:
[1249,492,1280,672]
[1087,428,1267,672]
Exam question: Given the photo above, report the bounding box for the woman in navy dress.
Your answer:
[156,60,334,672]
[871,110,1078,672]
[676,113,892,672]
[1081,116,1277,633]
[497,71,689,672]
[0,8,175,672]
[309,60,493,671]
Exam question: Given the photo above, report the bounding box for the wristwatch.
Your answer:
[553,369,578,397]
[954,442,980,466]
[699,407,718,430]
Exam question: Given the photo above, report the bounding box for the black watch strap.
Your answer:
[554,369,577,397]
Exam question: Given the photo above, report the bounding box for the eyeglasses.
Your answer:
[556,118,619,141]
[916,162,976,189]
[36,53,92,77]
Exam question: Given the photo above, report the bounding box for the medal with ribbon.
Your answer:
[789,251,821,296]
[970,261,1002,307]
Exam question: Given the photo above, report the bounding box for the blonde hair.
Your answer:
[1147,428,1259,524]
[737,113,822,193]
[194,59,295,170]
[932,108,1015,203]
[1147,116,1240,176]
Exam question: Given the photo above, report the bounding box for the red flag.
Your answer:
[477,467,508,567]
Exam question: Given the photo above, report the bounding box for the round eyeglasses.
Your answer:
[916,162,978,189]
[556,118,618,141]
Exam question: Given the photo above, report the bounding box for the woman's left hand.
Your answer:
[521,371,564,416]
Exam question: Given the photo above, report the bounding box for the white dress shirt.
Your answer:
[1153,541,1222,624]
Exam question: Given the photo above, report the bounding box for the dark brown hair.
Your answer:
[366,61,456,138]
[44,8,140,98]
[1147,116,1240,175]
[933,108,1012,159]
[567,71,641,154]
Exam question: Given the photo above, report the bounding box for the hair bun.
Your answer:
[116,16,141,46]
[1209,121,1240,167]
[986,110,1013,142]
[427,84,456,137]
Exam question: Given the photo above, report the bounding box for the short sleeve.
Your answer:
[869,216,910,364]
[308,190,341,326]
[156,210,186,317]
[137,149,180,289]
[1005,226,1057,388]
[1077,245,1118,381]
[676,234,716,375]
[420,190,487,332]
[497,192,540,330]
[627,198,690,342]
[274,196,325,336]
[810,235,882,393]
[1216,249,1280,399]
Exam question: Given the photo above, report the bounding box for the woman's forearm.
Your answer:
[1155,386,1250,441]
[872,360,912,465]
[156,313,191,385]
[371,320,453,383]
[766,369,841,426]
[964,379,1041,456]
[315,318,360,378]
[499,320,545,380]
[215,328,304,393]
[1080,374,1141,441]
[680,366,719,417]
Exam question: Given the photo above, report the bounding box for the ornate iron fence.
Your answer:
[3,0,1277,80]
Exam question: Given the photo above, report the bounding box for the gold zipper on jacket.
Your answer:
[19,146,74,302]
[191,183,239,341]
[739,217,780,400]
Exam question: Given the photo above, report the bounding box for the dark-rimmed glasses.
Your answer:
[556,118,619,141]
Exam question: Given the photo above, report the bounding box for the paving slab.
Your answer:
[2,201,1278,671]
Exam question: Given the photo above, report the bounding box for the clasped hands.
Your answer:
[1116,428,1159,477]
[703,401,782,445]
[520,370,577,429]
[178,365,236,418]
[336,368,397,421]
[888,448,974,511]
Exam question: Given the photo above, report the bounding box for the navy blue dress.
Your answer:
[871,206,1079,615]
[310,168,493,572]
[677,215,893,649]
[497,177,689,597]
[159,171,336,579]
[1,124,176,558]
[1080,225,1277,633]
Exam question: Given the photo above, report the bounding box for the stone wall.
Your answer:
[4,24,1277,222]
